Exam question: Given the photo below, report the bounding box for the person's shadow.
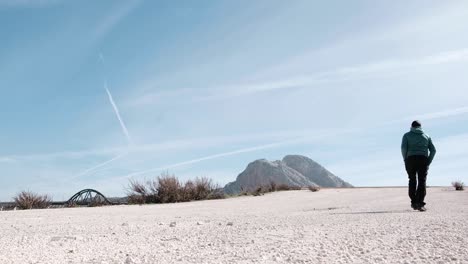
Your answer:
[331,209,413,215]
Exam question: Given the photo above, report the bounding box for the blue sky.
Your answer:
[1,0,468,201]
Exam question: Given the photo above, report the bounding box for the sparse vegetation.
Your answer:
[268,181,277,192]
[239,186,250,196]
[308,186,321,192]
[452,181,465,191]
[253,187,265,196]
[242,183,304,197]
[276,184,301,191]
[127,174,225,204]
[157,175,182,203]
[207,188,226,200]
[127,179,153,204]
[13,191,52,210]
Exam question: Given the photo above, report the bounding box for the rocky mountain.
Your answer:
[224,155,352,194]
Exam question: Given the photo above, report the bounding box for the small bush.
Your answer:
[308,186,321,192]
[276,184,301,191]
[269,181,277,192]
[127,179,151,204]
[126,174,225,204]
[193,177,215,200]
[157,174,181,203]
[127,194,146,205]
[207,188,226,200]
[276,184,290,191]
[253,186,265,196]
[239,186,250,196]
[180,180,196,202]
[452,181,465,191]
[243,183,303,197]
[13,191,51,209]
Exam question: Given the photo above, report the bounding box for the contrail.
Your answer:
[74,52,133,179]
[121,140,298,179]
[105,84,133,145]
[99,52,133,146]
[71,152,128,180]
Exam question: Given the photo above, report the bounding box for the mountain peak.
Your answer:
[224,155,352,194]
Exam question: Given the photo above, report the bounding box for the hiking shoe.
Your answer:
[417,206,427,212]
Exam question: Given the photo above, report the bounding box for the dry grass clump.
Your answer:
[207,187,226,200]
[127,194,147,205]
[246,182,304,196]
[127,179,153,204]
[268,181,277,192]
[253,186,265,196]
[452,181,464,191]
[13,191,52,210]
[157,175,182,203]
[180,180,196,202]
[276,184,301,191]
[127,174,225,204]
[308,186,321,192]
[239,186,250,196]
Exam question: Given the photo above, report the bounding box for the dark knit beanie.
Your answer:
[411,120,421,128]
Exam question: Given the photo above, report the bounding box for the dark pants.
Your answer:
[405,155,428,207]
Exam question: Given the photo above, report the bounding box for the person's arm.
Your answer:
[428,137,436,165]
[401,134,408,160]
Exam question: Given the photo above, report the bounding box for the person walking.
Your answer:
[401,120,436,211]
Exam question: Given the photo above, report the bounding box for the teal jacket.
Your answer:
[401,127,436,164]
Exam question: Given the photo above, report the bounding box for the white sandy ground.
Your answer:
[0,188,467,264]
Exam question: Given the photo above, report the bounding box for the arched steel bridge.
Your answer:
[66,189,113,207]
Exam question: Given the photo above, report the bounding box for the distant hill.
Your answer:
[224,155,352,194]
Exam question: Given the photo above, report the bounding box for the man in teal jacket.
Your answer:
[401,120,436,211]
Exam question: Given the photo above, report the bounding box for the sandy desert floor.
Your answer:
[0,187,467,264]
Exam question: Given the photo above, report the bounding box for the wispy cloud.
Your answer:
[131,48,468,105]
[224,48,468,97]
[327,132,468,186]
[105,85,133,146]
[6,104,468,164]
[386,105,468,125]
[115,104,468,180]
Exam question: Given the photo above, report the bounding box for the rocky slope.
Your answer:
[224,155,352,194]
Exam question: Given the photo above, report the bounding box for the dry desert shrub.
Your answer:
[207,187,226,200]
[452,181,465,191]
[276,184,301,191]
[180,180,196,202]
[276,184,291,191]
[308,186,321,192]
[127,179,151,204]
[127,174,225,204]
[253,186,265,196]
[157,174,181,203]
[193,177,216,200]
[13,191,51,209]
[127,194,146,205]
[128,179,149,196]
[239,186,250,196]
[268,181,277,192]
[247,183,303,197]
